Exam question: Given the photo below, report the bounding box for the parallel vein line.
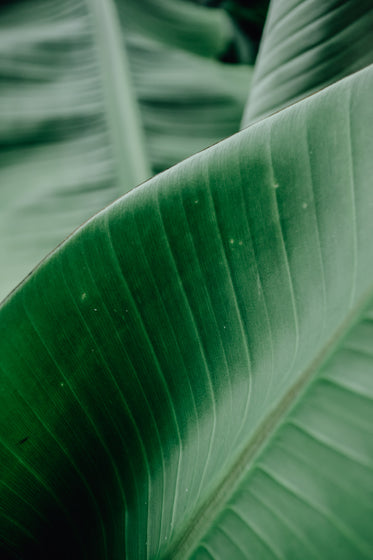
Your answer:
[237,143,275,408]
[0,481,48,524]
[177,183,221,504]
[205,160,254,447]
[79,228,159,556]
[227,505,282,559]
[130,200,184,544]
[287,419,373,469]
[216,524,247,558]
[276,441,372,507]
[256,465,372,555]
[268,129,300,381]
[304,122,327,340]
[346,88,358,307]
[105,212,176,554]
[156,188,206,528]
[23,295,112,558]
[320,372,373,402]
[246,486,321,558]
[168,282,373,559]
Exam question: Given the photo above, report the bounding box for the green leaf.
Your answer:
[126,33,252,174]
[242,0,373,126]
[0,0,250,301]
[115,0,235,59]
[0,0,150,301]
[1,64,372,558]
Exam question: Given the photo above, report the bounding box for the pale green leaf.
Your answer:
[0,0,150,301]
[0,64,372,559]
[126,33,252,173]
[0,0,250,301]
[114,0,235,59]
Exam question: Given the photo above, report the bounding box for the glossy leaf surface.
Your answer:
[1,64,372,559]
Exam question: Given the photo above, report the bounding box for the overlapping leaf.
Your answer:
[0,0,250,301]
[1,64,372,559]
[0,0,149,301]
[242,0,373,125]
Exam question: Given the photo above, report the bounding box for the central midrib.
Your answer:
[87,0,151,193]
[165,284,373,559]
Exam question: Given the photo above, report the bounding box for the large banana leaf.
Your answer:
[0,0,149,301]
[242,0,373,125]
[0,0,250,301]
[115,0,234,59]
[1,63,372,558]
[126,34,251,174]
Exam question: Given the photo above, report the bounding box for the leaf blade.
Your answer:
[0,0,150,302]
[0,65,372,559]
[242,0,373,125]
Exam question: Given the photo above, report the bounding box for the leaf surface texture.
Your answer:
[0,65,372,558]
[242,0,373,125]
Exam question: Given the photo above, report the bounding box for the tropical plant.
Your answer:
[0,1,373,559]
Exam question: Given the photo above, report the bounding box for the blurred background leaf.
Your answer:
[0,64,372,560]
[0,0,255,301]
